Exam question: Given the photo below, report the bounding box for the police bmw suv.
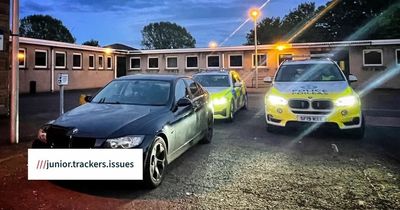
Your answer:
[264,59,364,138]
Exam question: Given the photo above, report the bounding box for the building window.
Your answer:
[98,55,104,69]
[207,55,220,68]
[18,48,26,68]
[363,49,383,66]
[166,56,178,69]
[88,54,95,69]
[106,56,112,69]
[396,49,400,65]
[130,57,141,70]
[73,53,82,69]
[148,57,159,69]
[252,54,267,67]
[186,56,198,69]
[229,54,243,68]
[279,54,293,65]
[35,50,48,69]
[55,51,66,69]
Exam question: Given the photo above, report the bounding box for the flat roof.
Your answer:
[117,74,189,81]
[17,37,400,55]
[283,59,334,65]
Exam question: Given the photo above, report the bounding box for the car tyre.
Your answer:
[144,136,168,189]
[242,94,248,110]
[200,116,213,144]
[349,116,365,139]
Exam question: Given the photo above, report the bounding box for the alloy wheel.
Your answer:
[149,137,166,184]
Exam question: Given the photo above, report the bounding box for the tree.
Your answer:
[82,39,100,47]
[246,17,283,45]
[141,22,196,49]
[20,15,75,43]
[246,2,320,44]
[245,0,400,44]
[316,0,400,41]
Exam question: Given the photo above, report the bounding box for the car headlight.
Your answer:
[335,96,358,107]
[212,97,228,105]
[267,95,288,105]
[105,135,145,148]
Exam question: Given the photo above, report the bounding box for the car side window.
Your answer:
[184,78,202,99]
[175,79,188,102]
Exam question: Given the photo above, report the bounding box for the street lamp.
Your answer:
[209,41,218,49]
[249,8,261,88]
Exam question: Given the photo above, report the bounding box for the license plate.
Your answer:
[297,115,326,122]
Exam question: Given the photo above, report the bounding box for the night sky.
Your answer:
[20,0,329,48]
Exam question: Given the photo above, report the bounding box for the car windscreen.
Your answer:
[91,80,171,106]
[275,63,345,82]
[193,75,230,87]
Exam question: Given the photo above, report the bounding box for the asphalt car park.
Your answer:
[0,89,400,209]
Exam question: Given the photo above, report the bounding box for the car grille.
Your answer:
[289,100,310,109]
[46,125,96,148]
[312,100,333,110]
[292,110,331,115]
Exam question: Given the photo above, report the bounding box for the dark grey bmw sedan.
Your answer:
[33,74,214,188]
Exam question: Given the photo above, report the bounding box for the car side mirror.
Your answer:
[177,97,192,107]
[349,75,358,83]
[84,95,93,102]
[234,82,242,87]
[263,76,273,83]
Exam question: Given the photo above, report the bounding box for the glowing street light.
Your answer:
[209,41,218,49]
[104,47,113,55]
[249,8,261,21]
[275,43,292,51]
[249,8,261,88]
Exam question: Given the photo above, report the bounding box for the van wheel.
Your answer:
[144,136,167,188]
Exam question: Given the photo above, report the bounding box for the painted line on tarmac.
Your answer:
[364,108,400,113]
[0,153,24,164]
[365,116,400,127]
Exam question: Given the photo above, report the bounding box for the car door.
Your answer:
[231,72,241,111]
[169,79,197,153]
[184,78,208,139]
[234,72,246,108]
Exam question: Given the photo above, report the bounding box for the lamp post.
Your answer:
[249,8,261,88]
[10,0,20,144]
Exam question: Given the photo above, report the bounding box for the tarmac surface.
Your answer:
[0,88,399,209]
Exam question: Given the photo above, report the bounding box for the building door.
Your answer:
[116,56,127,77]
[332,50,350,78]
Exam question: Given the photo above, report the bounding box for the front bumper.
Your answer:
[265,103,362,129]
[211,103,230,119]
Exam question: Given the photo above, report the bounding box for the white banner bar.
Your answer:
[28,149,143,180]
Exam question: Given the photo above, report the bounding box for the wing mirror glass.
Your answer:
[349,75,358,83]
[177,97,192,107]
[263,76,273,83]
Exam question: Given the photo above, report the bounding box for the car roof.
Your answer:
[116,74,189,81]
[282,59,335,65]
[194,69,232,76]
